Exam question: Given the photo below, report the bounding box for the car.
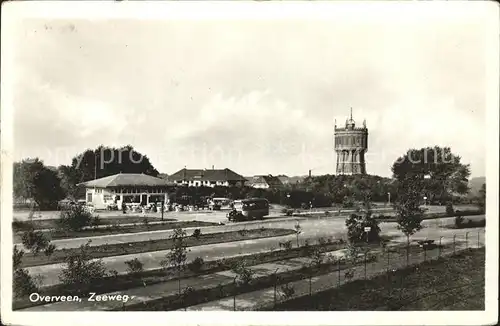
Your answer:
[106,203,119,210]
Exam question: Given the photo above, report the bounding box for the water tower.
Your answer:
[334,108,368,175]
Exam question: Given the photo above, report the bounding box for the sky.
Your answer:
[9,4,489,178]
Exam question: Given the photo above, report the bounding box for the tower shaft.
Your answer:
[334,110,368,175]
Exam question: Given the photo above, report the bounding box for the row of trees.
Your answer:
[14,145,479,211]
[14,145,159,210]
[294,174,396,203]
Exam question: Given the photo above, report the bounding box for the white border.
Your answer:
[1,1,498,326]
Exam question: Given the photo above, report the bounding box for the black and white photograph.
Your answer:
[1,1,498,325]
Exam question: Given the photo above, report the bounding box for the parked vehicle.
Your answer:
[106,202,119,210]
[210,197,231,210]
[227,198,269,222]
[58,199,76,210]
[84,203,95,214]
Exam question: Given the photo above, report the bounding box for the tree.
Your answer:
[13,246,40,298]
[392,146,470,204]
[392,146,470,261]
[345,200,381,243]
[57,165,82,199]
[58,145,160,188]
[161,228,189,294]
[59,241,107,294]
[477,183,486,212]
[294,221,302,247]
[343,242,360,281]
[14,158,65,210]
[14,268,39,298]
[392,174,424,264]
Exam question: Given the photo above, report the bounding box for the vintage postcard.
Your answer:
[1,1,498,326]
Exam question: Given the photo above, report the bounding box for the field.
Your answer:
[271,248,485,311]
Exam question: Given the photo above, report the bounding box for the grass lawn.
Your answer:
[272,248,485,311]
[13,215,177,231]
[13,220,220,242]
[20,228,296,268]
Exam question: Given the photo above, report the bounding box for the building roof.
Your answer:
[77,173,174,188]
[247,174,284,188]
[169,168,247,182]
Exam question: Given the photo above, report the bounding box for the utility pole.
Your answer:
[94,150,98,180]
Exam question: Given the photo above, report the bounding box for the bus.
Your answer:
[227,198,270,222]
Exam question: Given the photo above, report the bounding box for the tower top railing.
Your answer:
[334,127,368,132]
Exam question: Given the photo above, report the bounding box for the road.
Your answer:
[14,204,471,221]
[14,204,475,250]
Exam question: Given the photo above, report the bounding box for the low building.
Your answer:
[246,174,285,189]
[169,168,247,187]
[78,173,175,210]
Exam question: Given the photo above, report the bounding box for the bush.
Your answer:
[57,205,94,231]
[125,258,144,274]
[44,243,56,258]
[13,244,40,298]
[108,269,119,278]
[231,261,254,287]
[454,217,485,229]
[188,257,205,273]
[21,229,50,256]
[345,212,381,243]
[59,241,107,294]
[317,237,328,246]
[92,215,101,226]
[455,215,464,228]
[238,229,248,236]
[192,228,202,239]
[12,220,33,232]
[342,197,355,208]
[182,286,195,301]
[13,246,24,269]
[14,268,39,298]
[446,203,455,216]
[279,240,293,250]
[279,283,295,300]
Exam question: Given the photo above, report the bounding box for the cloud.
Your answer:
[8,16,488,177]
